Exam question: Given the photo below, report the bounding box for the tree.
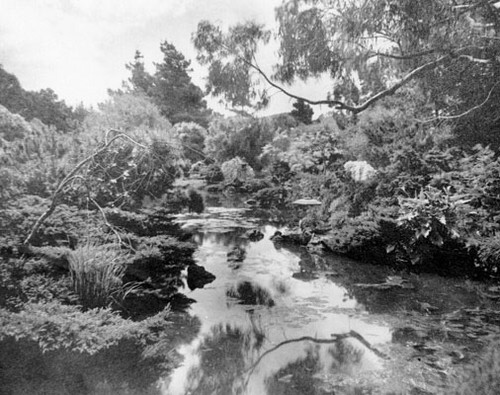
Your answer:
[23,88,76,133]
[0,65,83,133]
[290,99,313,124]
[151,41,211,126]
[123,43,211,126]
[193,21,271,111]
[0,65,26,114]
[125,50,154,95]
[193,1,500,146]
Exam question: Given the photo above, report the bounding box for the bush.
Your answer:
[202,163,224,184]
[0,104,32,141]
[187,189,204,213]
[205,116,275,169]
[0,302,180,394]
[253,187,289,208]
[173,122,207,164]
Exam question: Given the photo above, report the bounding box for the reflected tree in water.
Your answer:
[184,318,266,395]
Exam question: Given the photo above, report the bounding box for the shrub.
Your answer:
[253,187,289,208]
[0,302,182,394]
[205,116,275,169]
[202,163,224,184]
[0,104,32,141]
[173,122,207,164]
[187,189,204,213]
[68,242,130,309]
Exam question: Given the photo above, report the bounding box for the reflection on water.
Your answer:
[164,207,392,395]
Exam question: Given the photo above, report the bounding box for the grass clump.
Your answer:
[68,241,130,309]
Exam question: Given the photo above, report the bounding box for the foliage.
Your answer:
[194,1,500,151]
[0,104,33,141]
[68,241,131,309]
[187,189,205,213]
[220,157,255,185]
[0,302,143,354]
[81,135,180,209]
[274,0,500,116]
[191,162,224,184]
[253,187,289,208]
[0,65,84,133]
[193,20,271,110]
[206,116,276,169]
[0,197,103,247]
[173,122,207,164]
[261,117,342,174]
[124,43,211,126]
[84,91,172,134]
[475,235,500,277]
[0,111,80,203]
[290,99,313,124]
[125,50,155,95]
[0,303,180,394]
[392,186,473,268]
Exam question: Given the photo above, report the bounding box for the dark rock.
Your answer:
[270,230,312,246]
[187,264,216,290]
[245,229,264,241]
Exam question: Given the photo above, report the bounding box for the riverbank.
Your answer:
[2,190,500,394]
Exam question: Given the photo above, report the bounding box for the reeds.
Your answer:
[68,241,129,309]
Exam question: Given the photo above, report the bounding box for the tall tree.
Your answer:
[152,41,210,126]
[125,50,154,94]
[123,43,211,126]
[194,1,500,146]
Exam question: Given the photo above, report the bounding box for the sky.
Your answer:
[0,0,333,116]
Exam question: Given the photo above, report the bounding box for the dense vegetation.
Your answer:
[2,0,500,392]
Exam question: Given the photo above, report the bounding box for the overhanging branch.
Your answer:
[23,130,160,245]
[245,52,451,113]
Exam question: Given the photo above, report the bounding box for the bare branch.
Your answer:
[24,130,158,245]
[89,197,122,245]
[417,81,500,123]
[369,48,436,60]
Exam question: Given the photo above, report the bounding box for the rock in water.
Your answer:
[246,229,264,241]
[187,264,215,290]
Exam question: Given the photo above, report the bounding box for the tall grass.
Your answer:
[68,241,130,309]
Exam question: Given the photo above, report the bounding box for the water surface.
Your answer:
[163,206,394,394]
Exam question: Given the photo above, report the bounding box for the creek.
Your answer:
[160,195,500,395]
